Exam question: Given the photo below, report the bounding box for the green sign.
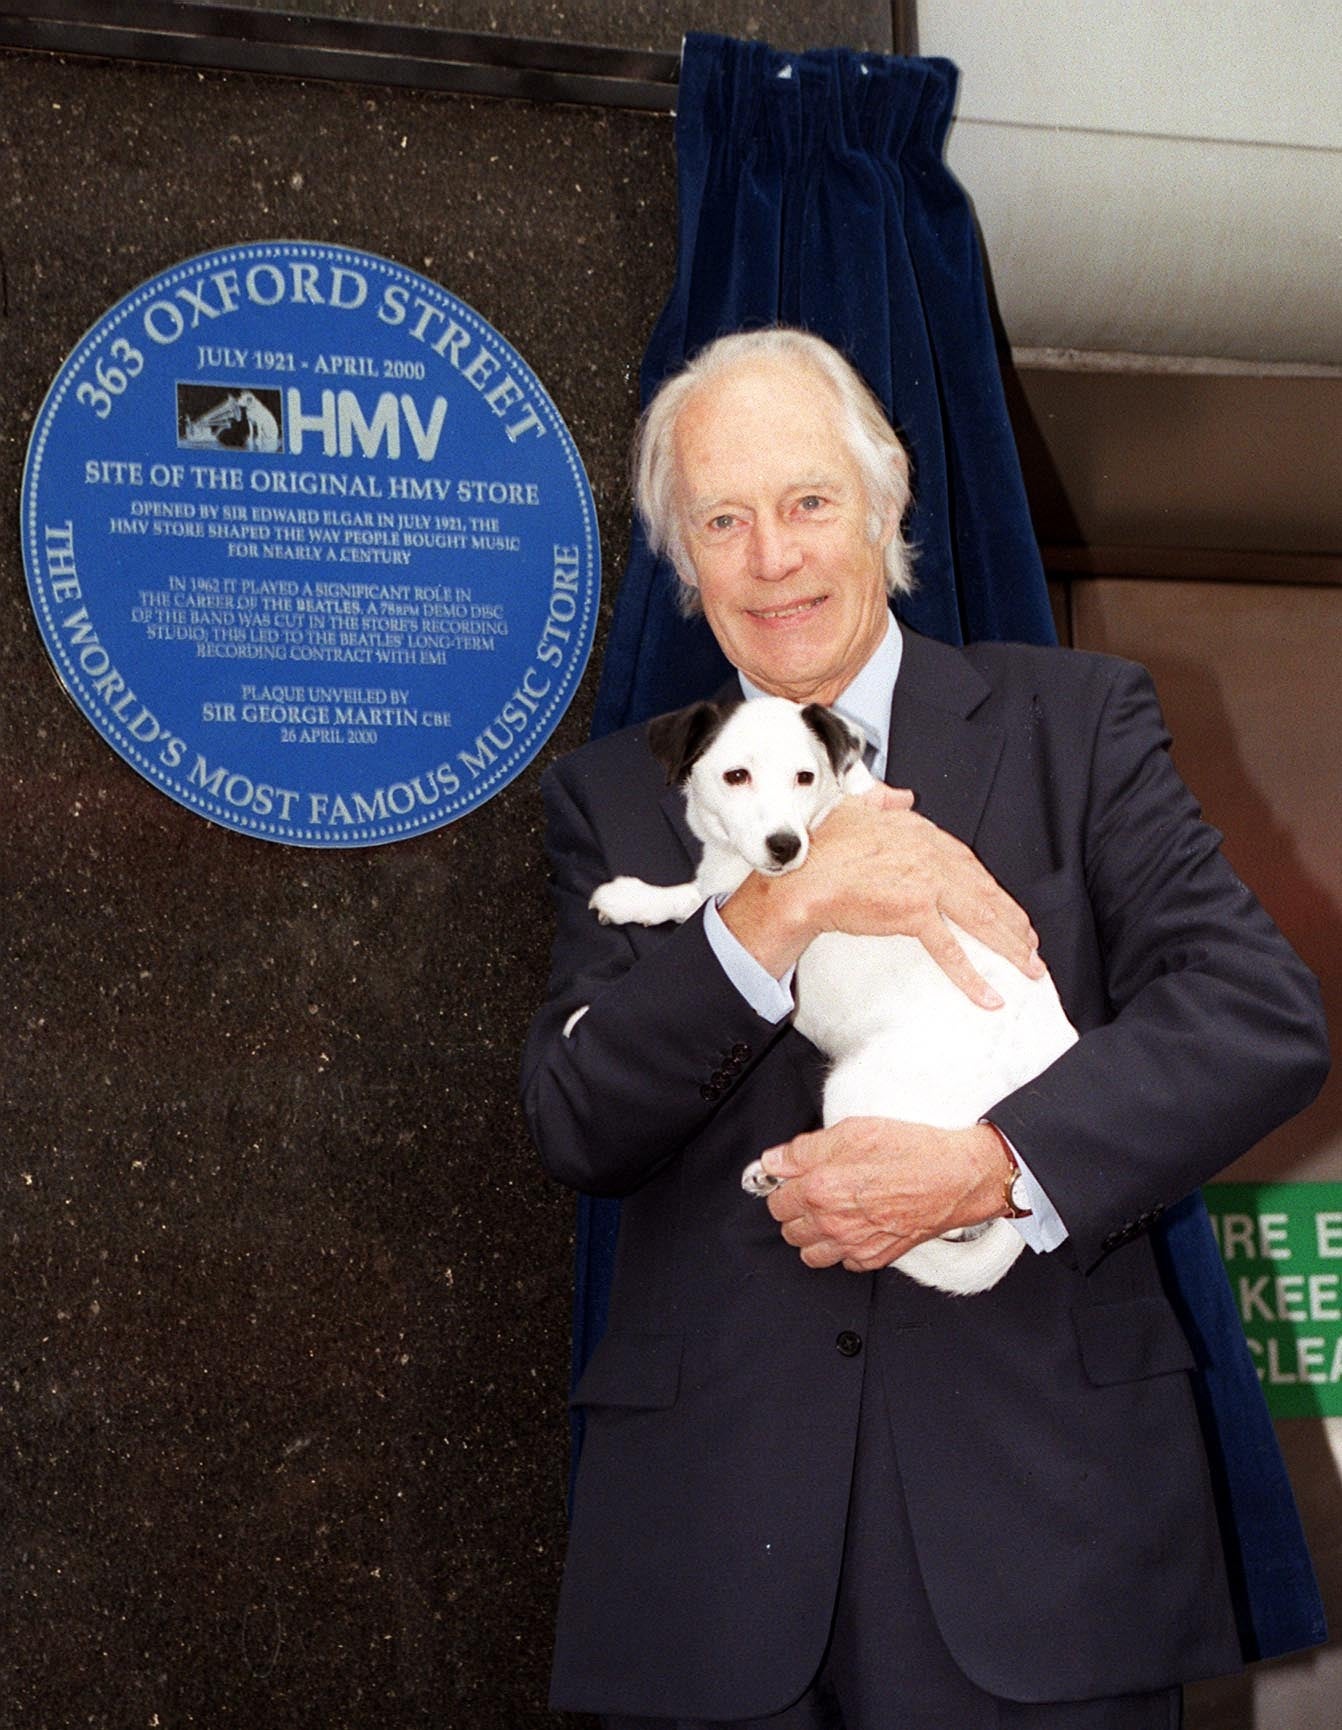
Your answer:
[1206,1182,1342,1418]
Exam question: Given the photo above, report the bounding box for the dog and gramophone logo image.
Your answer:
[178,383,285,453]
[21,241,599,847]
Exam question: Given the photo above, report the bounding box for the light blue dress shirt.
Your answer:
[702,613,1067,1252]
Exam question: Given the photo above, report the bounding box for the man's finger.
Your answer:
[912,916,1004,1011]
[928,830,1043,980]
[767,1184,807,1225]
[957,894,1044,979]
[780,1216,825,1248]
[842,1245,906,1273]
[759,1135,822,1180]
[860,783,915,812]
[967,914,1045,982]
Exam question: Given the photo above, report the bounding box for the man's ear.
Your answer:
[800,704,863,778]
[647,698,741,784]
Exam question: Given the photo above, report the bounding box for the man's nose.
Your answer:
[749,518,802,582]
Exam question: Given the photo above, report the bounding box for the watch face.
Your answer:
[1008,1173,1032,1217]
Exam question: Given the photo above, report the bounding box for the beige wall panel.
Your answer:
[1011,370,1342,557]
[1074,576,1342,1727]
[1072,577,1341,1183]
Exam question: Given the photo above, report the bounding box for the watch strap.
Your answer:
[982,1119,1033,1219]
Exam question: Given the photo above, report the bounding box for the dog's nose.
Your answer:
[766,830,802,866]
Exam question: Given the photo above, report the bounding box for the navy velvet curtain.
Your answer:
[591,36,1052,739]
[573,31,1321,1661]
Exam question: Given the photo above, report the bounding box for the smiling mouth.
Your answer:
[749,596,827,622]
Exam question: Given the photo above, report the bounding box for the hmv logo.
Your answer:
[285,388,448,463]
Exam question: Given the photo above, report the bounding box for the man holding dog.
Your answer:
[521,329,1329,1729]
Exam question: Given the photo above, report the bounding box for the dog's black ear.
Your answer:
[647,698,741,785]
[800,703,863,777]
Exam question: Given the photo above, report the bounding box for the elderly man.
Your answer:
[521,329,1328,1730]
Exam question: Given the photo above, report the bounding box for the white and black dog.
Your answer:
[590,696,1078,1295]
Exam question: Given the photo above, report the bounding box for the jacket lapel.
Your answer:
[886,627,1004,848]
[658,780,698,868]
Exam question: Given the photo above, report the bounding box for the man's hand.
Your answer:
[720,786,1043,1009]
[759,1118,1007,1272]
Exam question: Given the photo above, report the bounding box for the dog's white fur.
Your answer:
[589,696,1078,1296]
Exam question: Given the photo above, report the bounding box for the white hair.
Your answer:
[633,328,915,617]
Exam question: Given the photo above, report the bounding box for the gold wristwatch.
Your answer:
[984,1120,1033,1219]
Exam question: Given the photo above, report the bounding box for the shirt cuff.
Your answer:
[703,896,795,1024]
[991,1129,1069,1253]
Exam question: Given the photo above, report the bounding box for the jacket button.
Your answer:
[699,1083,718,1101]
[731,1043,751,1061]
[836,1331,862,1358]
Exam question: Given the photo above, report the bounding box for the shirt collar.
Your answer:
[738,609,901,780]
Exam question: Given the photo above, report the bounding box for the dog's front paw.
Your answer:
[590,876,702,927]
[589,876,655,926]
[741,1159,782,1197]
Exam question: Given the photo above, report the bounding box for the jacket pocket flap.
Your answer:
[1074,1296,1196,1386]
[569,1331,683,1410]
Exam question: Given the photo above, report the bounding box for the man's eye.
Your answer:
[723,768,750,786]
[797,494,824,512]
[796,770,815,786]
[708,514,737,532]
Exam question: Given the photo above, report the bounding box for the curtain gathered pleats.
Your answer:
[592,37,1054,739]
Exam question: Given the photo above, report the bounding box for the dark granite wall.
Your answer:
[231,0,891,54]
[0,6,890,1727]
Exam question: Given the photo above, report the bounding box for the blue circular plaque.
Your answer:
[22,241,599,846]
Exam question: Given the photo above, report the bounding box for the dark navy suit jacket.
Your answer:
[521,628,1329,1720]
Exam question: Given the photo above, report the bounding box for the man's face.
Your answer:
[673,357,895,706]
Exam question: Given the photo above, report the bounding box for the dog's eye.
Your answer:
[796,770,815,786]
[722,768,750,786]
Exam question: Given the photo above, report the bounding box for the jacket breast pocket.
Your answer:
[568,1331,683,1410]
[1073,1295,1196,1386]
